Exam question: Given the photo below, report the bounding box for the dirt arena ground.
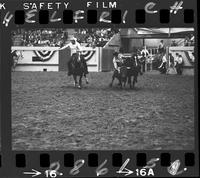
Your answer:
[12,71,194,150]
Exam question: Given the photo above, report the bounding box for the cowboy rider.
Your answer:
[59,36,89,77]
[158,52,167,74]
[113,52,124,74]
[140,46,149,73]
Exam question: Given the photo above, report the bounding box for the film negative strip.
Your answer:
[0,0,199,177]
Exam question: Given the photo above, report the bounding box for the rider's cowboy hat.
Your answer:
[118,53,123,59]
[113,51,119,56]
[70,36,77,41]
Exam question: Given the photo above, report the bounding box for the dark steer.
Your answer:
[110,66,128,89]
[125,57,140,89]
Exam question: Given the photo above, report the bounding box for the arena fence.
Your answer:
[11,46,194,75]
[11,46,102,72]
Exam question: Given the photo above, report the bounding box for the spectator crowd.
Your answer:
[12,29,68,47]
[171,34,195,47]
[12,28,119,48]
[75,28,119,47]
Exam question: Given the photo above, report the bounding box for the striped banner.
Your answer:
[81,50,96,61]
[184,51,195,65]
[33,50,56,62]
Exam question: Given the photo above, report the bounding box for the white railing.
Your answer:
[11,46,60,51]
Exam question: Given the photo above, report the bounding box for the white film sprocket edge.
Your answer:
[0,0,198,177]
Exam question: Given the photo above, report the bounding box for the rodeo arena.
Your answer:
[12,28,195,150]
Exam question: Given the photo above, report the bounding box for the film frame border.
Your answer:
[0,0,199,177]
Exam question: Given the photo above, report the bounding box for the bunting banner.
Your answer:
[33,50,56,62]
[81,50,96,62]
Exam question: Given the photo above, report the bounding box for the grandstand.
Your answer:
[12,28,119,48]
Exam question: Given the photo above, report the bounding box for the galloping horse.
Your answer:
[71,52,85,89]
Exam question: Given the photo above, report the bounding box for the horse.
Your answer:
[124,56,140,89]
[71,53,85,89]
[110,65,128,89]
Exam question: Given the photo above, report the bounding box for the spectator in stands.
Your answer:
[184,36,190,46]
[171,40,177,46]
[12,28,117,48]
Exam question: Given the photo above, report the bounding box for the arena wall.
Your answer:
[100,48,115,72]
[12,46,101,72]
[58,48,71,71]
[12,47,59,72]
[11,46,194,75]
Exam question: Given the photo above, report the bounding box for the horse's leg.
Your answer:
[110,74,115,87]
[79,75,83,88]
[110,76,115,87]
[132,75,138,89]
[135,71,138,83]
[127,72,131,84]
[119,77,122,89]
[128,76,132,89]
[78,75,82,89]
[73,75,77,87]
[84,74,89,84]
[122,81,124,88]
[132,77,135,89]
[123,77,127,88]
